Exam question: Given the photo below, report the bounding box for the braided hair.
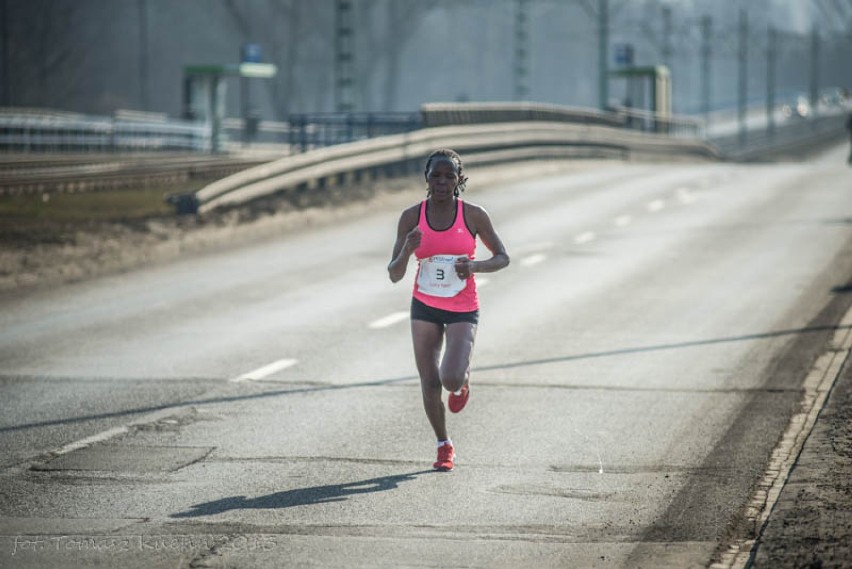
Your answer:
[424,148,467,197]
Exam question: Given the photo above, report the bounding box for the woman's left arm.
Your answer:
[469,205,510,274]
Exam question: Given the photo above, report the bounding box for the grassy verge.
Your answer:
[0,183,207,222]
[0,181,208,246]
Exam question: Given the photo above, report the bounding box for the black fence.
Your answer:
[287,112,422,153]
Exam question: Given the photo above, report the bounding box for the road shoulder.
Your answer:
[751,322,852,567]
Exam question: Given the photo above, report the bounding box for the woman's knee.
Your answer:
[440,369,467,392]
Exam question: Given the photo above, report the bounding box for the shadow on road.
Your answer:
[2,322,850,433]
[170,470,432,518]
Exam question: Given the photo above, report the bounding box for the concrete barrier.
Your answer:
[193,121,720,214]
[711,112,849,162]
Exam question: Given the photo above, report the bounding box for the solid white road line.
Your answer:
[368,311,409,329]
[520,253,547,267]
[231,358,298,383]
[574,231,596,244]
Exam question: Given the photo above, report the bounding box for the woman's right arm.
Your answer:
[388,208,421,283]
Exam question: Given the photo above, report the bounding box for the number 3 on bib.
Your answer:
[417,255,466,298]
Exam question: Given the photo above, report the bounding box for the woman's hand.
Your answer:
[403,227,422,255]
[455,256,473,279]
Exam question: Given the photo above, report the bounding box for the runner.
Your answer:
[387,149,510,471]
[846,113,852,165]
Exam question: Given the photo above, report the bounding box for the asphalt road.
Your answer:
[1,145,851,568]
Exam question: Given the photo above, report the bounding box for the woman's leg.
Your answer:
[440,322,477,393]
[411,319,447,441]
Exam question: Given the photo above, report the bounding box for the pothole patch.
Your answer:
[32,445,214,473]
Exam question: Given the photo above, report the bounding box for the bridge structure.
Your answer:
[0,98,848,213]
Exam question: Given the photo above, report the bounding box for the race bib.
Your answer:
[417,255,466,298]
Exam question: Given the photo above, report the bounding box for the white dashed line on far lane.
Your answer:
[647,199,666,212]
[231,359,299,383]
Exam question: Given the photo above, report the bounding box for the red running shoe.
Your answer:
[448,384,469,413]
[433,442,455,471]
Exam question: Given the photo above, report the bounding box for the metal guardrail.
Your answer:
[186,119,719,215]
[420,102,705,138]
[0,109,209,153]
[224,103,703,152]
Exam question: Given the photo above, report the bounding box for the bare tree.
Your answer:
[11,0,85,108]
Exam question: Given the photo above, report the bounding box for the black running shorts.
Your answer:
[410,297,479,326]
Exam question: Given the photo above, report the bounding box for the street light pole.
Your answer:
[1,0,8,107]
[737,8,748,148]
[138,0,149,110]
[335,0,354,113]
[514,0,529,101]
[598,0,609,110]
[809,25,820,117]
[700,15,712,127]
[766,25,776,136]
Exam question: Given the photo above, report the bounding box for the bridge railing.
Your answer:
[1,102,705,155]
[0,108,210,153]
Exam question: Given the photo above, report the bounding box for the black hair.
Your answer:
[424,148,467,196]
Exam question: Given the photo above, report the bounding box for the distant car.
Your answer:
[820,88,846,107]
[781,96,810,119]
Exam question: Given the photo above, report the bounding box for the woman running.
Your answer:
[387,148,510,471]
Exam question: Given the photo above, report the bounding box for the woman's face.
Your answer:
[426,159,459,200]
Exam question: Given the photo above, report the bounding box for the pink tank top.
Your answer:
[413,199,479,312]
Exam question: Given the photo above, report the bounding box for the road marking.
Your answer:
[676,187,697,204]
[712,305,852,569]
[514,241,555,254]
[520,253,547,267]
[647,199,665,212]
[368,311,409,329]
[231,358,298,383]
[574,231,596,244]
[54,426,131,456]
[49,404,198,458]
[614,215,632,227]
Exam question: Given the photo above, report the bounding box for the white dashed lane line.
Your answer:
[54,426,132,456]
[573,231,596,244]
[368,311,409,329]
[520,253,547,267]
[614,215,632,227]
[676,187,697,204]
[230,358,299,383]
[647,199,666,212]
